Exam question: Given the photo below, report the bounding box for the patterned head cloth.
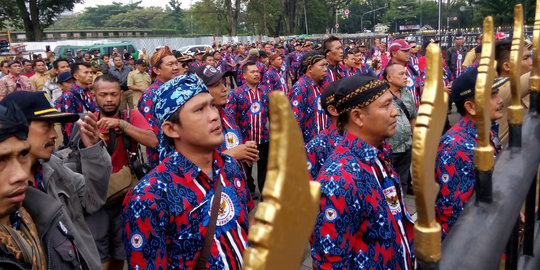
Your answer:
[300,50,325,75]
[150,46,174,68]
[152,73,209,160]
[335,74,389,114]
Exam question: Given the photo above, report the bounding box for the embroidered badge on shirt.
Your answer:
[325,208,337,221]
[442,173,450,183]
[250,101,262,114]
[383,186,401,216]
[225,131,240,149]
[131,233,144,250]
[213,193,235,226]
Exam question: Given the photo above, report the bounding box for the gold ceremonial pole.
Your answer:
[474,16,496,203]
[243,92,321,270]
[508,4,525,148]
[411,42,447,268]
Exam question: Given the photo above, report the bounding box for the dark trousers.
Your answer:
[392,148,412,194]
[244,142,269,194]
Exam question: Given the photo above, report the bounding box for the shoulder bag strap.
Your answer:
[194,176,223,270]
[390,91,412,120]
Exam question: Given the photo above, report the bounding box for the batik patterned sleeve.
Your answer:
[435,136,475,239]
[311,159,363,269]
[288,84,305,126]
[224,91,242,142]
[122,181,169,270]
[305,136,325,180]
[54,93,76,140]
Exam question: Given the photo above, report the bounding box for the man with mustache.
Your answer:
[0,103,47,269]
[87,74,158,270]
[321,36,351,88]
[225,62,271,195]
[311,75,413,269]
[122,74,253,269]
[0,91,111,269]
[138,46,180,168]
[435,68,506,239]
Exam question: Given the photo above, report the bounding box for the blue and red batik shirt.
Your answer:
[263,66,288,94]
[322,62,351,89]
[435,116,501,240]
[219,107,243,151]
[137,79,164,169]
[237,62,267,87]
[311,131,414,269]
[289,75,329,143]
[225,83,271,145]
[287,50,303,79]
[305,123,342,180]
[55,82,98,145]
[122,149,253,270]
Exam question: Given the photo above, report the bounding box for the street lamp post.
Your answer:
[360,6,385,33]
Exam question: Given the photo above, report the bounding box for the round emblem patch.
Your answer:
[216,193,235,226]
[316,95,324,112]
[280,77,286,85]
[235,178,242,188]
[325,208,337,221]
[442,173,450,183]
[407,77,414,88]
[458,54,463,60]
[130,233,143,249]
[306,161,312,171]
[250,101,262,114]
[143,106,150,113]
[292,100,299,107]
[224,131,240,149]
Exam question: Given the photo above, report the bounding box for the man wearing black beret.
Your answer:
[310,75,414,269]
[435,67,506,239]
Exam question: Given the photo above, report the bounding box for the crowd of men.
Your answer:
[0,30,532,269]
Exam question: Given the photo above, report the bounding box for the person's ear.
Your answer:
[464,100,477,116]
[502,61,511,74]
[350,108,366,128]
[327,105,339,117]
[162,121,181,140]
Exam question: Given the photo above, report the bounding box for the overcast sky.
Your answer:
[72,0,192,13]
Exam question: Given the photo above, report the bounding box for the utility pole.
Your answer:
[438,0,442,32]
[304,0,309,35]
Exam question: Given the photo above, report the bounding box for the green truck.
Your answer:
[53,42,138,59]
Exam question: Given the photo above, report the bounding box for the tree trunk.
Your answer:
[15,0,35,41]
[232,0,240,36]
[29,0,42,41]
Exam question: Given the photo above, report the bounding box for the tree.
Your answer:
[0,0,85,41]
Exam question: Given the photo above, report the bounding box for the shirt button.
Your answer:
[68,250,73,257]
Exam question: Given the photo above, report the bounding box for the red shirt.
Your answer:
[21,72,35,78]
[94,109,152,173]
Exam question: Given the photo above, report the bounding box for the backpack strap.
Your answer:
[390,91,412,120]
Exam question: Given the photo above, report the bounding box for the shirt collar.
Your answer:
[341,131,391,166]
[163,149,224,183]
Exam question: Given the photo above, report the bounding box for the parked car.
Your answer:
[178,45,212,56]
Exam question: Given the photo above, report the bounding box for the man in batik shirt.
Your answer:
[55,62,98,145]
[321,36,351,88]
[311,75,414,269]
[305,80,342,180]
[287,42,303,84]
[289,51,329,144]
[435,68,505,239]
[195,64,259,165]
[122,73,253,270]
[137,46,180,168]
[225,62,271,194]
[263,54,288,94]
[388,39,422,110]
[445,32,467,79]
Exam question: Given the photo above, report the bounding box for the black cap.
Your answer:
[451,67,509,103]
[321,80,341,115]
[136,59,147,65]
[335,75,389,114]
[195,65,233,86]
[0,91,79,123]
[57,72,74,84]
